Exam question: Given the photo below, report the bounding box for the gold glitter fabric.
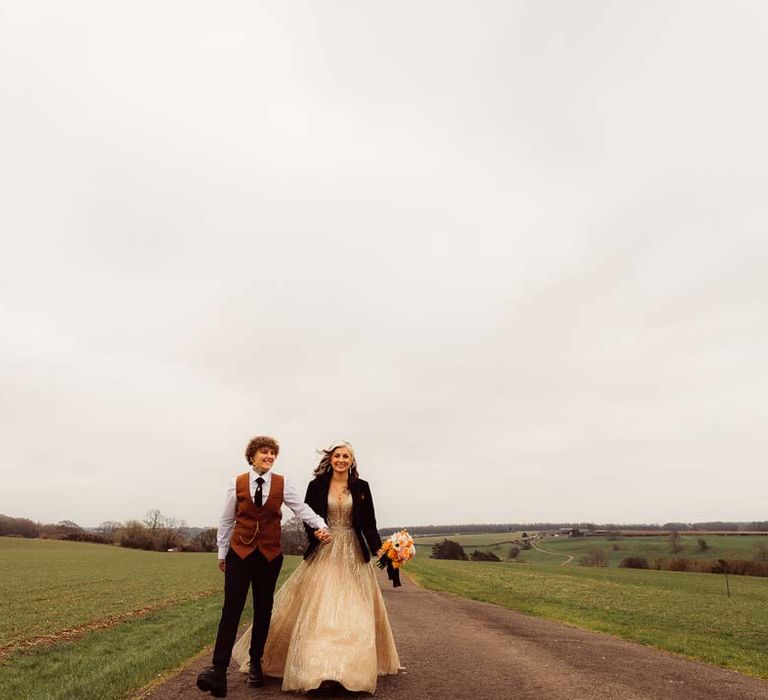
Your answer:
[232,492,401,693]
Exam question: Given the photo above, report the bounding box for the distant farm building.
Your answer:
[559,528,584,537]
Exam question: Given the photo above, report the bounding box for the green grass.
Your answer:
[412,532,522,546]
[407,556,768,679]
[414,532,768,565]
[0,594,224,699]
[0,538,224,647]
[0,538,300,699]
[524,534,768,566]
[412,532,524,561]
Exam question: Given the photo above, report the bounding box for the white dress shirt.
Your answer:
[217,469,327,559]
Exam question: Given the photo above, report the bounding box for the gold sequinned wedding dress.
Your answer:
[232,492,401,693]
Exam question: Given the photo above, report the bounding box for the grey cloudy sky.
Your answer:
[1,1,766,530]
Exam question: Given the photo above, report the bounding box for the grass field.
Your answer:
[0,537,221,648]
[411,532,522,546]
[523,534,768,566]
[415,531,768,565]
[0,537,300,699]
[406,556,768,679]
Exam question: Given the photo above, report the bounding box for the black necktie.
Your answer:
[255,476,265,507]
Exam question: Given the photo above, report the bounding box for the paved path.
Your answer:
[138,571,768,699]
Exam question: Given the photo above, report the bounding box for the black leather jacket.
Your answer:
[302,475,382,562]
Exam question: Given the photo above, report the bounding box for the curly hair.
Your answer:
[245,435,280,464]
[313,441,359,482]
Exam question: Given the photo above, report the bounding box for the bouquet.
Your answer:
[377,530,416,587]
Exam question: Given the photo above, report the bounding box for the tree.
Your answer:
[619,556,649,569]
[192,527,218,553]
[281,518,309,555]
[669,530,682,553]
[97,521,122,543]
[754,543,768,562]
[140,509,186,550]
[39,520,83,539]
[430,539,468,560]
[0,514,39,538]
[144,509,164,535]
[470,550,501,562]
[157,517,185,550]
[120,520,154,550]
[697,538,708,552]
[579,548,607,567]
[508,546,520,560]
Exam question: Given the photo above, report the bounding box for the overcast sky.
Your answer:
[1,2,766,530]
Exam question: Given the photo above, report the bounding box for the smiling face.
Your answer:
[330,445,354,475]
[251,446,277,474]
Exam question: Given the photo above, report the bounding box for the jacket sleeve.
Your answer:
[303,481,320,558]
[360,481,383,556]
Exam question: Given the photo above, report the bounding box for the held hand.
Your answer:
[217,559,226,572]
[314,529,332,545]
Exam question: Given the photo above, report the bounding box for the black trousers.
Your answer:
[212,549,284,668]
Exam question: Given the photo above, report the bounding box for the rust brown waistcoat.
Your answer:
[230,472,284,561]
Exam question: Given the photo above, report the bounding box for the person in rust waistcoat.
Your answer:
[196,435,330,698]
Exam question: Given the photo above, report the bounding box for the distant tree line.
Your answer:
[118,509,198,551]
[659,521,768,532]
[0,511,212,552]
[0,514,40,538]
[1,511,312,555]
[618,555,768,577]
[577,539,768,578]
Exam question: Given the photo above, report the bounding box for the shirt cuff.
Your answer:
[217,546,229,559]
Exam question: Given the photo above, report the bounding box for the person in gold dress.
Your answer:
[232,441,400,693]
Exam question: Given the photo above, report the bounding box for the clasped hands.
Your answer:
[314,528,332,545]
[217,529,331,570]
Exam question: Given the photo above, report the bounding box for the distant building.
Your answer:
[558,528,583,537]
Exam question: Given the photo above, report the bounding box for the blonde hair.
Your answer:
[313,441,359,481]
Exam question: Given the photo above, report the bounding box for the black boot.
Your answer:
[248,660,264,688]
[196,665,227,698]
